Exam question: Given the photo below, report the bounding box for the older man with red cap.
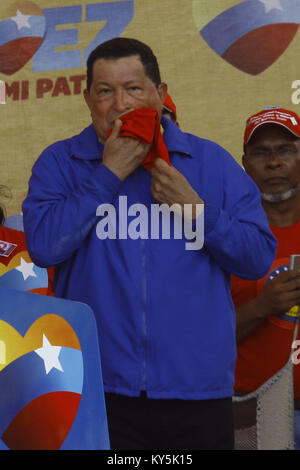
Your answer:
[232,106,300,447]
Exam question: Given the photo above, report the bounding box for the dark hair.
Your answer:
[86,37,162,92]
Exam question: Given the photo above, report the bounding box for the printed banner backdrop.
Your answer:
[1,0,300,216]
[0,287,110,450]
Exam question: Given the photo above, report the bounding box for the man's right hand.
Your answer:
[236,269,300,343]
[102,119,151,181]
[259,269,300,317]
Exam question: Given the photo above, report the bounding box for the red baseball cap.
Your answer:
[244,107,300,145]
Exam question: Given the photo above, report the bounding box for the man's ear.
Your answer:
[83,88,91,110]
[158,82,167,104]
[242,154,248,172]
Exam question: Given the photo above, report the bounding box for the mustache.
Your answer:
[261,184,300,202]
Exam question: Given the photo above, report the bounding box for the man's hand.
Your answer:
[151,158,204,220]
[102,119,151,181]
[259,269,300,317]
[236,269,300,343]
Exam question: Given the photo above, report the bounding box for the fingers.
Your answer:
[263,270,300,314]
[277,294,300,315]
[270,269,300,289]
[109,119,151,156]
[151,158,172,176]
[151,159,176,195]
[284,291,300,305]
[289,269,300,278]
[284,276,300,293]
[109,118,122,140]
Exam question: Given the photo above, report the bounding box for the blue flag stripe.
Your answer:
[0,16,45,48]
[200,0,300,55]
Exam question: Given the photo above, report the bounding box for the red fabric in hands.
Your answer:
[107,107,171,171]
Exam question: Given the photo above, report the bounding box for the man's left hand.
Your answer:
[150,158,204,220]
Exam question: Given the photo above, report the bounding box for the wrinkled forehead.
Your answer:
[91,55,149,84]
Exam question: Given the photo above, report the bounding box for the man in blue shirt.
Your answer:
[22,37,276,449]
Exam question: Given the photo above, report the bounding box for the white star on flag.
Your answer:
[11,9,31,30]
[35,334,63,375]
[15,257,37,280]
[259,0,283,13]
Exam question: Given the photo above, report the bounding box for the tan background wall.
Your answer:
[1,0,300,216]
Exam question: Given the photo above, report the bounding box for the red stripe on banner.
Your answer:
[0,37,43,76]
[222,23,299,75]
[2,391,82,450]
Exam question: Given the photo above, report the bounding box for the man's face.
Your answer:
[84,55,167,142]
[242,125,300,196]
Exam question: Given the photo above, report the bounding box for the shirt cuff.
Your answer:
[203,203,221,235]
[93,163,123,202]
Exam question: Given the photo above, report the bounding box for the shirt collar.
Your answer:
[70,124,104,160]
[161,116,193,158]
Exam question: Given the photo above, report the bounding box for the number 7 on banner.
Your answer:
[0,81,6,104]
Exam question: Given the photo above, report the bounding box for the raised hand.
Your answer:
[151,158,204,220]
[102,119,151,181]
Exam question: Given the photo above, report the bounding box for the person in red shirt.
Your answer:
[232,107,300,446]
[0,187,54,296]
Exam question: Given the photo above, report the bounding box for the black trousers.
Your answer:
[105,392,234,450]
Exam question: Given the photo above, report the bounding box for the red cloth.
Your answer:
[106,107,171,171]
[232,219,300,397]
[163,93,178,125]
[0,225,54,296]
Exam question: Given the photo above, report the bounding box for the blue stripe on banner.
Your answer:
[0,265,48,291]
[200,0,300,55]
[0,16,45,48]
